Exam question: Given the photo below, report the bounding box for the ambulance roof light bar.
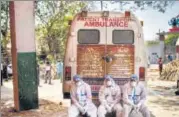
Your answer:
[81,10,88,17]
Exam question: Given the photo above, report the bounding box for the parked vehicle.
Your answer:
[7,64,13,77]
[63,11,147,103]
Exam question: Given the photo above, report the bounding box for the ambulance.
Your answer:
[63,11,147,103]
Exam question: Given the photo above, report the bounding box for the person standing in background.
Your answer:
[37,63,41,87]
[158,57,163,76]
[2,62,8,81]
[1,63,3,86]
[45,61,52,85]
[168,53,173,62]
[56,60,63,83]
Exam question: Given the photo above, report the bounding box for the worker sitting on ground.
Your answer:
[68,75,97,117]
[123,74,150,117]
[98,75,123,117]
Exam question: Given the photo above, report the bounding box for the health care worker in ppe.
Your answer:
[98,75,123,117]
[123,74,150,117]
[68,75,97,117]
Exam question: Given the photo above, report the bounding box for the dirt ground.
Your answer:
[1,99,67,117]
[147,80,179,117]
[1,65,179,117]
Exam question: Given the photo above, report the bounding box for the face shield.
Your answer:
[130,74,139,87]
[73,75,82,86]
[104,75,113,87]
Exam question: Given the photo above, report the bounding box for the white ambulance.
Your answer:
[63,11,147,103]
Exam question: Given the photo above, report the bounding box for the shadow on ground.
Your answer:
[149,97,179,111]
[1,99,67,117]
[150,111,156,117]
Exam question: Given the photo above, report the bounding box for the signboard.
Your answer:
[106,45,135,78]
[77,17,129,27]
[169,28,179,32]
[77,45,105,78]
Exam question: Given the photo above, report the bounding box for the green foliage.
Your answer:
[89,1,175,13]
[164,34,179,45]
[132,1,174,13]
[145,40,160,46]
[1,1,10,48]
[35,1,87,61]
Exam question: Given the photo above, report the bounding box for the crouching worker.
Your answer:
[68,75,97,117]
[123,74,150,117]
[98,75,123,117]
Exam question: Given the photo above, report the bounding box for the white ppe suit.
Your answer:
[98,78,123,117]
[122,82,150,117]
[68,81,97,117]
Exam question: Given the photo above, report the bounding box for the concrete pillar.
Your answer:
[159,35,165,60]
[10,1,38,111]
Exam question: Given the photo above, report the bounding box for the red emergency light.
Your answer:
[65,66,71,80]
[139,67,145,81]
[125,11,131,17]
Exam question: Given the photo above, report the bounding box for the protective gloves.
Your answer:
[106,105,112,113]
[134,103,141,112]
[75,102,86,114]
[81,105,88,115]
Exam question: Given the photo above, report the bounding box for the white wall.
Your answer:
[14,1,35,53]
[146,41,164,64]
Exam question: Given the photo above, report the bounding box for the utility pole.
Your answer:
[100,1,103,11]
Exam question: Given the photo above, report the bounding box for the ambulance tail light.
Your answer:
[81,11,88,17]
[125,11,131,17]
[65,66,71,81]
[139,67,145,81]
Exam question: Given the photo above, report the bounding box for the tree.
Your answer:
[164,34,179,46]
[145,40,160,46]
[35,1,86,62]
[88,1,175,13]
[1,1,10,63]
[1,1,10,45]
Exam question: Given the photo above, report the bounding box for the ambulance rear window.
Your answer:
[112,30,134,44]
[78,29,100,44]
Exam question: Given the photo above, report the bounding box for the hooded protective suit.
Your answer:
[98,75,123,117]
[122,74,150,117]
[68,75,97,117]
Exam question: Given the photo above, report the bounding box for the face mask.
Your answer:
[106,81,112,86]
[131,82,137,87]
[76,81,82,86]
